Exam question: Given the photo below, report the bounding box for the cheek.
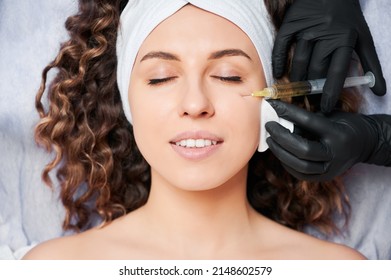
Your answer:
[239,100,260,149]
[128,85,174,161]
[128,85,156,153]
[217,94,260,149]
[128,80,168,127]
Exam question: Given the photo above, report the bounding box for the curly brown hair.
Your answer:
[35,0,359,234]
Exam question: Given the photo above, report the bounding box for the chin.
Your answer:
[169,175,224,192]
[164,166,246,193]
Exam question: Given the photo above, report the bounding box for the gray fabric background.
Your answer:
[0,0,390,259]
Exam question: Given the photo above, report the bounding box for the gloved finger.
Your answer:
[289,39,314,81]
[356,35,387,96]
[281,163,333,182]
[272,24,296,78]
[265,121,331,161]
[321,46,353,113]
[307,41,332,80]
[267,100,333,136]
[267,137,327,174]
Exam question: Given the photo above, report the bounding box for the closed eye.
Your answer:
[211,75,243,83]
[148,76,177,85]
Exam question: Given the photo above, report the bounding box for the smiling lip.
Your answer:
[169,131,223,161]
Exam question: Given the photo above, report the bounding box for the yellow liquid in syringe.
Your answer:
[252,81,312,99]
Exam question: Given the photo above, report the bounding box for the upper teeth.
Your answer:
[175,139,218,148]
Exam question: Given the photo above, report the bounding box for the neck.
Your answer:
[139,167,260,258]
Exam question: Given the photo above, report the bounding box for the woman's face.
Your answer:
[129,5,266,191]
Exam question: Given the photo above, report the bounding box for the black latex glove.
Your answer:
[272,0,386,112]
[265,100,391,181]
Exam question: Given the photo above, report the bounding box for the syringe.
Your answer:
[251,72,375,99]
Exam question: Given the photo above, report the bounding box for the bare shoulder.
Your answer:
[311,239,366,260]
[22,235,82,260]
[22,226,108,260]
[256,216,366,259]
[285,230,366,260]
[22,214,144,260]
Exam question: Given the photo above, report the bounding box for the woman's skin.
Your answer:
[23,5,365,260]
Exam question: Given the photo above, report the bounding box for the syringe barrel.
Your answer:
[266,72,375,99]
[308,79,326,93]
[272,81,312,98]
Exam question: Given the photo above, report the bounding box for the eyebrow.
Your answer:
[140,51,180,62]
[140,49,252,63]
[208,49,252,60]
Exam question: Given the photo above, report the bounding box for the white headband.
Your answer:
[116,0,293,152]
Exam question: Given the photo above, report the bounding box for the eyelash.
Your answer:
[211,75,243,83]
[148,77,177,85]
[147,75,243,85]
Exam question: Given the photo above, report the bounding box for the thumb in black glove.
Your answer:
[272,0,386,113]
[265,100,379,181]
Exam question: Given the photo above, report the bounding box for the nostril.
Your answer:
[182,110,213,118]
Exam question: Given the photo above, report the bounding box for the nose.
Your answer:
[178,82,215,119]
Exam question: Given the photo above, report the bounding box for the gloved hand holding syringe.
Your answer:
[248,72,375,99]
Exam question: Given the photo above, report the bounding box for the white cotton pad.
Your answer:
[258,99,294,152]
